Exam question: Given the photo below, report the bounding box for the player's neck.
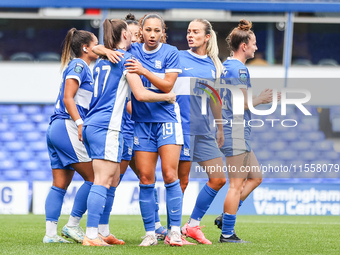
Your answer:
[116,42,127,51]
[232,52,246,64]
[191,47,206,56]
[81,56,91,66]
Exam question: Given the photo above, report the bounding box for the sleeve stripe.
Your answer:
[123,70,129,76]
[235,84,247,89]
[165,68,182,73]
[66,75,81,86]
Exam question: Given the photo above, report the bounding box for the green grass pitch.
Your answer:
[1,214,340,254]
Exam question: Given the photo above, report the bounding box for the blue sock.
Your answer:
[191,183,218,220]
[154,188,160,224]
[165,179,182,227]
[139,183,155,231]
[118,174,124,186]
[238,199,243,211]
[71,181,93,218]
[45,186,66,222]
[222,213,236,236]
[99,186,116,224]
[87,185,107,228]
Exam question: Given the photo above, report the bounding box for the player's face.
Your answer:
[88,35,99,61]
[245,34,258,59]
[128,24,140,43]
[187,21,210,53]
[141,18,164,51]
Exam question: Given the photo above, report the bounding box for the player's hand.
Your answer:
[277,91,282,102]
[125,59,146,75]
[78,125,83,142]
[106,49,124,64]
[167,92,176,104]
[259,88,274,104]
[216,128,224,148]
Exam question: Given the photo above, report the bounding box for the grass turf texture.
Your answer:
[1,215,340,254]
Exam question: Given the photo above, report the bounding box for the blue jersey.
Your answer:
[50,58,93,123]
[221,58,251,140]
[84,50,131,131]
[173,50,217,135]
[129,43,182,123]
[121,108,135,139]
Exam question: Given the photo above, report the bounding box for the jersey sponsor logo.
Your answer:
[239,69,248,82]
[155,60,162,69]
[74,63,84,74]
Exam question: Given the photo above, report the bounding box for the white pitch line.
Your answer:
[237,220,340,225]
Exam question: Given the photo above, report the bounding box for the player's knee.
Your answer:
[162,170,177,184]
[253,177,263,187]
[208,177,226,191]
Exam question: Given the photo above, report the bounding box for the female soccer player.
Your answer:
[172,19,226,245]
[43,28,98,243]
[125,13,184,247]
[120,13,168,241]
[82,18,176,247]
[93,13,184,246]
[218,19,279,243]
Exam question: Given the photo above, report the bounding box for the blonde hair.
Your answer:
[191,19,223,78]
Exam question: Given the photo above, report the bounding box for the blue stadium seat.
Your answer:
[290,141,312,151]
[251,141,261,152]
[21,105,42,115]
[0,105,19,115]
[13,151,34,162]
[2,170,25,180]
[21,160,41,171]
[331,117,340,132]
[0,131,17,142]
[276,150,297,161]
[0,122,9,132]
[268,141,286,152]
[300,131,325,142]
[259,131,276,142]
[14,122,36,132]
[281,131,299,142]
[10,52,34,61]
[301,116,319,131]
[43,105,55,116]
[7,113,28,124]
[0,151,8,161]
[37,122,49,132]
[0,159,17,170]
[256,150,273,161]
[30,114,47,123]
[299,151,319,161]
[316,140,334,152]
[73,172,83,181]
[22,131,42,142]
[4,141,25,152]
[36,151,50,163]
[296,123,314,133]
[37,52,61,62]
[321,151,340,161]
[28,141,47,152]
[28,170,50,180]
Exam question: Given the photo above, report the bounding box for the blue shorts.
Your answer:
[191,134,223,162]
[133,122,183,153]
[180,134,190,161]
[219,138,251,157]
[47,118,91,170]
[122,137,135,161]
[83,125,123,163]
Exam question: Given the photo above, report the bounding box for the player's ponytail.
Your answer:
[60,28,94,71]
[226,19,254,54]
[104,19,128,51]
[192,19,223,79]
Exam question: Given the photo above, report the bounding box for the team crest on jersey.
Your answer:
[74,63,84,74]
[155,60,162,69]
[239,69,248,82]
